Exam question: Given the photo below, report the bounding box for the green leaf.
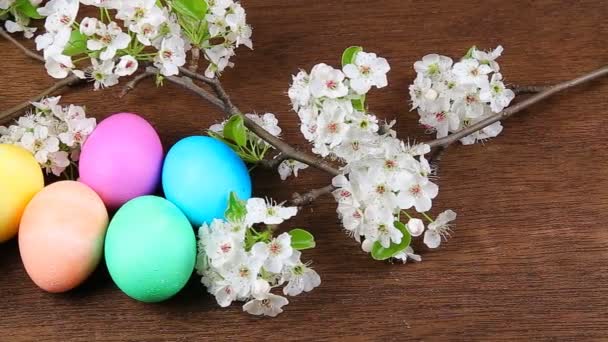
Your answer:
[289,229,316,250]
[223,115,247,147]
[172,0,208,20]
[352,94,366,111]
[341,46,363,68]
[15,0,43,19]
[225,191,247,222]
[62,30,88,57]
[463,45,477,59]
[371,222,412,261]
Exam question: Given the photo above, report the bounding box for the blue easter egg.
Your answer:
[162,136,252,226]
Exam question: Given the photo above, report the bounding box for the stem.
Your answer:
[0,27,44,63]
[289,184,335,207]
[422,212,434,223]
[189,48,200,73]
[0,74,82,125]
[119,68,156,98]
[427,65,608,148]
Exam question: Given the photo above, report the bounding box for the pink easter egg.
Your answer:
[79,113,164,209]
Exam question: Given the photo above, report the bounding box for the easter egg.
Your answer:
[162,136,252,226]
[0,144,44,243]
[19,181,108,293]
[105,196,196,302]
[79,113,164,209]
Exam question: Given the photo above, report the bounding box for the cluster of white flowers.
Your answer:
[203,0,252,77]
[288,50,390,160]
[289,48,457,260]
[0,96,96,176]
[3,0,252,88]
[196,196,320,317]
[409,46,515,145]
[1,0,42,38]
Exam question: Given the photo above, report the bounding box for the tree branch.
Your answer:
[119,68,156,98]
[289,184,336,207]
[0,74,82,125]
[178,66,216,85]
[163,71,342,176]
[512,85,550,95]
[162,73,227,110]
[427,65,608,148]
[0,27,43,63]
[257,152,288,169]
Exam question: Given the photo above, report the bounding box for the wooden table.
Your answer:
[1,1,607,340]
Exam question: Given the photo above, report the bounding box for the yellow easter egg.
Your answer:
[0,144,44,242]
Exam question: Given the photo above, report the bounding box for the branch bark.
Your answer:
[257,152,287,169]
[119,69,156,98]
[0,27,44,63]
[289,184,336,207]
[0,74,82,125]
[427,65,608,148]
[512,85,550,95]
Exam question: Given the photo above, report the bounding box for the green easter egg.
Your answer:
[105,196,196,302]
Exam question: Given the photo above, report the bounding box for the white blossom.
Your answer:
[114,55,139,76]
[480,72,515,112]
[278,159,309,180]
[88,58,119,90]
[281,251,321,296]
[343,51,390,94]
[309,63,349,98]
[86,21,130,60]
[245,198,297,225]
[155,35,187,76]
[243,293,289,317]
[424,210,457,248]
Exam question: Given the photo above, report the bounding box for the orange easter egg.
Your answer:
[19,181,109,293]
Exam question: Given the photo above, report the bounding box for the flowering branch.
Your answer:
[426,65,608,149]
[159,69,342,176]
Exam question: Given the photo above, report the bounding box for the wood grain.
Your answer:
[1,1,607,341]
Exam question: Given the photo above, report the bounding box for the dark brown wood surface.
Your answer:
[1,1,608,341]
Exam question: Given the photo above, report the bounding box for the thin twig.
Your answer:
[289,184,336,207]
[427,65,608,148]
[0,74,82,125]
[512,84,550,95]
[0,27,43,63]
[163,74,227,110]
[178,66,216,85]
[119,69,156,98]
